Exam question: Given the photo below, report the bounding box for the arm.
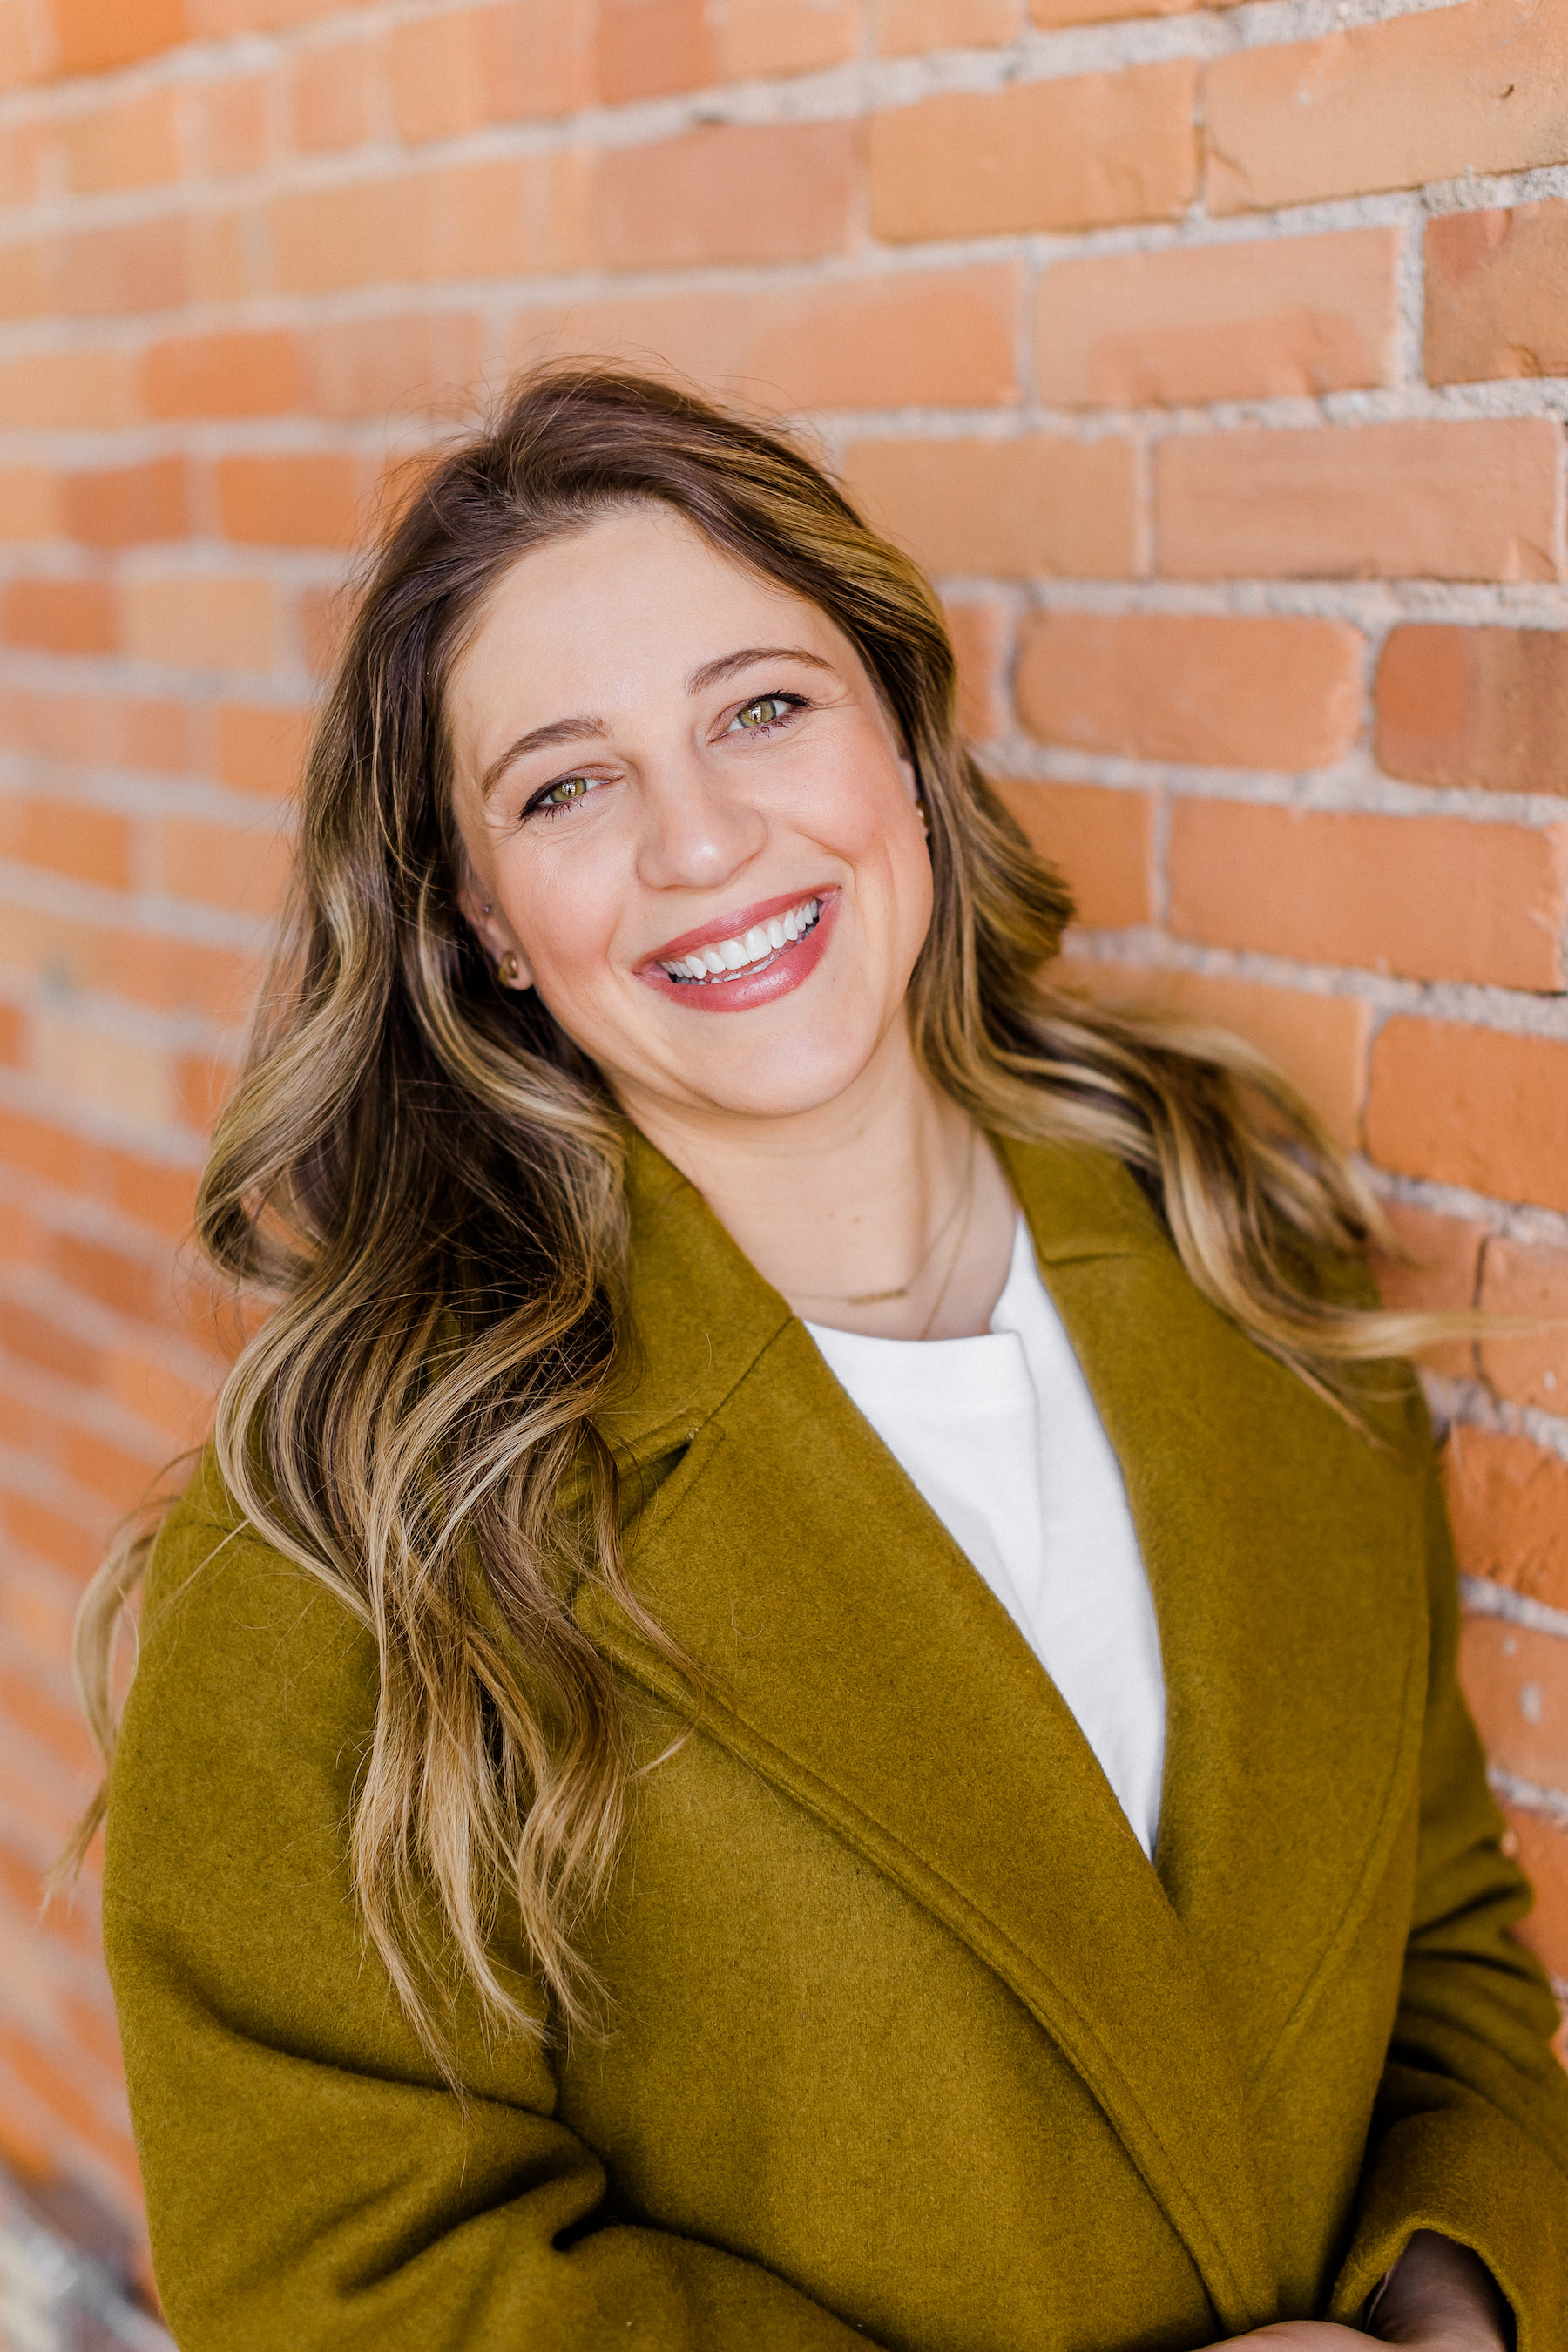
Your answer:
[104,1464,879,2352]
[1323,1439,1568,2346]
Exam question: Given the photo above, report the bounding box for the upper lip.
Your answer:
[639,887,832,970]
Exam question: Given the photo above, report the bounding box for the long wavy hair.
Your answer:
[66,365,1451,2063]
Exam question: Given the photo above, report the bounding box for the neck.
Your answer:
[616,1026,1018,1340]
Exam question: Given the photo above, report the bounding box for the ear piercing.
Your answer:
[497,951,523,987]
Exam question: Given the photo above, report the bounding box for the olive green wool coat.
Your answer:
[105,1135,1568,2352]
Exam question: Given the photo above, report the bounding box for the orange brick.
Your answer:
[0,797,132,890]
[1368,1200,1482,1382]
[0,685,190,772]
[1037,229,1399,409]
[0,109,48,206]
[302,308,484,422]
[0,348,138,429]
[59,85,181,194]
[391,0,595,136]
[216,452,362,549]
[120,576,276,674]
[1205,0,1568,216]
[0,1299,100,1388]
[1376,625,1568,798]
[187,0,365,25]
[843,436,1136,580]
[1480,1240,1568,1416]
[599,122,854,270]
[1425,202,1568,388]
[876,0,1021,48]
[1034,0,1195,18]
[214,700,314,795]
[1506,1807,1568,1984]
[50,215,187,316]
[943,598,1010,741]
[51,0,184,74]
[62,459,187,549]
[996,782,1153,929]
[1054,957,1369,1146]
[1167,804,1568,992]
[1367,1021,1568,1214]
[0,2,46,95]
[187,202,267,305]
[1460,1613,1568,1794]
[716,0,857,76]
[0,1003,22,1064]
[200,73,274,179]
[871,62,1199,242]
[290,32,381,152]
[1015,614,1362,769]
[0,579,115,655]
[144,329,303,420]
[598,0,713,101]
[1156,418,1562,585]
[514,263,1023,411]
[159,814,294,916]
[397,152,593,280]
[51,1233,169,1328]
[267,176,391,294]
[0,233,46,320]
[0,465,59,538]
[102,1143,198,1239]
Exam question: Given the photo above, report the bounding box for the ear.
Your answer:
[456,883,537,991]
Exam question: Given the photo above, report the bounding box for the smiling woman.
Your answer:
[65,369,1567,2352]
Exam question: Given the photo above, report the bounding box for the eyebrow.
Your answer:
[477,645,837,804]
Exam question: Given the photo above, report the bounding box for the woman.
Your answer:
[80,368,1565,2350]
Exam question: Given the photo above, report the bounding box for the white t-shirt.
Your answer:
[806,1214,1166,1857]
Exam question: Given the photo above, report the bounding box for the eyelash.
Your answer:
[521,691,810,821]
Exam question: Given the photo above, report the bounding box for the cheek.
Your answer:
[507,851,623,999]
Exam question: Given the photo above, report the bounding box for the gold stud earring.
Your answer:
[497,950,522,987]
[917,801,930,834]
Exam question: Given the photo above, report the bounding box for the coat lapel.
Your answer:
[581,1133,1294,2329]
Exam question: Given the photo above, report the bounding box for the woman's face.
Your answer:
[448,504,933,1127]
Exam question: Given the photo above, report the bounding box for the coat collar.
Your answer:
[580,1126,1427,2328]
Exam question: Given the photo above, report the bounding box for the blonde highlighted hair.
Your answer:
[66,366,1445,2064]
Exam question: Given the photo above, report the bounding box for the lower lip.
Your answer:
[639,893,838,1016]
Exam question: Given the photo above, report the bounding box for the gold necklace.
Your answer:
[794,1127,978,1310]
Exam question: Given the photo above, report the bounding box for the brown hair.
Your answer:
[65,365,1441,2064]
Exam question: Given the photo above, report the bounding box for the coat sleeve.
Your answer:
[103,1463,880,2352]
[1328,1436,1568,2348]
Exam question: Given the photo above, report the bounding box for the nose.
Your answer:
[633,748,768,896]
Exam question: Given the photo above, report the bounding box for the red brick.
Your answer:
[0,685,190,773]
[303,309,485,420]
[0,1300,101,1389]
[995,783,1153,929]
[1034,0,1195,18]
[1167,804,1568,992]
[51,216,186,316]
[1054,957,1369,1147]
[59,86,181,194]
[214,701,314,796]
[943,599,1010,742]
[842,436,1137,580]
[1479,1239,1568,1416]
[267,177,391,294]
[1505,1807,1568,1984]
[1367,1022,1568,1214]
[395,153,592,281]
[0,235,49,321]
[0,465,59,538]
[159,814,293,916]
[290,32,381,152]
[598,0,713,101]
[0,348,138,429]
[0,796,132,890]
[144,330,304,420]
[62,459,188,549]
[598,122,855,270]
[1016,614,1362,769]
[389,0,595,136]
[1460,1614,1568,1794]
[870,61,1199,241]
[715,0,857,76]
[1368,1200,1482,1382]
[1156,419,1562,585]
[199,73,273,179]
[51,1232,169,1329]
[876,0,1021,46]
[51,0,184,75]
[1037,229,1399,409]
[1425,202,1568,388]
[216,452,362,550]
[515,264,1023,412]
[1448,1429,1568,1617]
[0,579,116,656]
[120,576,276,675]
[1376,625,1568,798]
[1205,0,1568,217]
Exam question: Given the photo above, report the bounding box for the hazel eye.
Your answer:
[532,774,598,816]
[732,694,799,732]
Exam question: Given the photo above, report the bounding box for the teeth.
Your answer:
[659,896,821,983]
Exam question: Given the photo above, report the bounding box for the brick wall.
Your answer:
[1,0,1565,2265]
